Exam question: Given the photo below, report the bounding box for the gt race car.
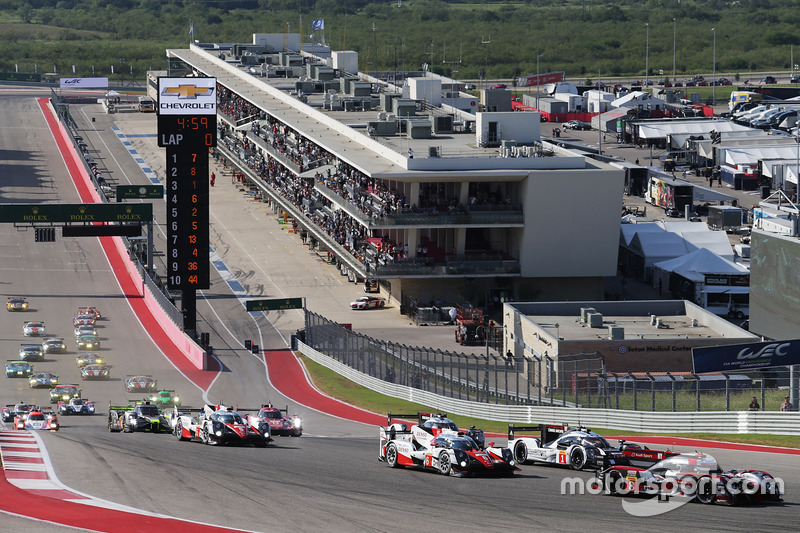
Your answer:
[7,297,29,311]
[42,337,67,354]
[246,404,302,437]
[19,344,44,361]
[29,372,58,388]
[76,335,100,350]
[350,296,386,310]
[23,321,46,336]
[14,408,59,431]
[379,427,516,477]
[507,424,675,471]
[50,384,81,404]
[76,353,104,368]
[6,360,34,378]
[58,398,96,415]
[2,402,33,422]
[125,375,157,393]
[173,404,271,446]
[81,364,110,380]
[108,401,170,433]
[595,453,783,506]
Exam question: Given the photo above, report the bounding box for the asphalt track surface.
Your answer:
[0,91,797,532]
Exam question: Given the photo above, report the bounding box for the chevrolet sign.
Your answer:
[158,77,216,115]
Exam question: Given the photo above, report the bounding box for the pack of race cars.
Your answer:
[376,413,783,506]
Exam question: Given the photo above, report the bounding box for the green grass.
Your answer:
[299,355,800,449]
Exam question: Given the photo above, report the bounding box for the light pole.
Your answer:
[645,23,649,87]
[536,52,544,110]
[712,28,717,105]
[672,18,677,82]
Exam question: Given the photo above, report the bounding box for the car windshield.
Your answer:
[28,414,44,421]
[59,387,78,395]
[73,399,84,405]
[424,418,458,431]
[260,410,282,418]
[138,406,159,416]
[27,322,43,327]
[581,435,611,448]
[450,438,478,451]
[651,453,719,474]
[217,413,243,424]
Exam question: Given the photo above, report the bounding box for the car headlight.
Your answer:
[293,418,302,429]
[460,461,467,467]
[173,397,180,403]
[215,430,222,437]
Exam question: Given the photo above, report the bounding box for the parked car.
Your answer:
[762,76,777,84]
[562,120,591,131]
[791,74,800,84]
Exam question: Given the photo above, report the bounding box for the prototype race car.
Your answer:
[172,404,271,447]
[388,412,486,449]
[29,372,58,388]
[7,297,29,311]
[350,296,386,310]
[23,321,46,336]
[76,353,104,368]
[6,360,34,378]
[246,404,302,437]
[49,384,81,404]
[19,344,44,362]
[125,375,157,393]
[108,401,170,433]
[14,407,59,431]
[596,452,783,506]
[508,424,675,471]
[379,426,516,477]
[76,335,100,351]
[2,402,33,422]
[81,364,110,380]
[148,389,180,407]
[42,337,67,354]
[58,397,95,415]
[78,306,101,320]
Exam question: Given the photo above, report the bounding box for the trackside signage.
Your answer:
[59,77,109,88]
[0,203,152,223]
[692,338,800,373]
[158,77,216,115]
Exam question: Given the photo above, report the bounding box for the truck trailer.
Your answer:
[645,176,693,213]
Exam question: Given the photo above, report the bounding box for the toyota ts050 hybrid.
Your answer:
[387,411,486,449]
[245,404,302,437]
[379,421,516,477]
[595,452,783,506]
[508,424,678,471]
[172,404,271,447]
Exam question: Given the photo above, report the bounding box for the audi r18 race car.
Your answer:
[2,402,33,422]
[42,337,67,354]
[58,397,95,415]
[387,412,486,449]
[350,296,386,310]
[6,360,34,378]
[125,375,157,393]
[76,353,104,368]
[29,372,58,388]
[508,424,676,471]
[245,404,302,437]
[81,364,110,380]
[19,344,44,362]
[147,389,180,408]
[14,407,59,431]
[172,404,271,447]
[49,384,81,404]
[23,321,46,336]
[108,401,170,433]
[7,297,29,311]
[379,426,516,477]
[595,452,783,506]
[76,334,100,351]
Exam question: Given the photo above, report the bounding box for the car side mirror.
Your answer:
[487,441,495,448]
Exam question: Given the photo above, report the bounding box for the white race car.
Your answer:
[23,321,46,336]
[508,424,670,471]
[350,296,386,310]
[172,404,271,447]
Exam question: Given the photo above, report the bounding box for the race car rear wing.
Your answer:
[508,423,589,443]
[108,403,134,412]
[387,411,446,426]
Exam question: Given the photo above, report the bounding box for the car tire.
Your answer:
[513,441,528,463]
[291,430,302,437]
[569,447,587,470]
[438,452,452,475]
[175,420,189,441]
[385,443,401,468]
[201,426,210,445]
[380,301,385,308]
[607,471,623,495]
[695,475,716,504]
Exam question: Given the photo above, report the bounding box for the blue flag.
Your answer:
[189,22,194,36]
[312,19,324,31]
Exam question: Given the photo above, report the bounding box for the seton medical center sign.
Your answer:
[158,77,216,115]
[692,338,800,373]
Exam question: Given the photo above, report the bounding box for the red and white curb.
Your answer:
[0,429,92,502]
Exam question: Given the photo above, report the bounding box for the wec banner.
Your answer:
[516,71,564,87]
[59,77,109,88]
[692,339,800,373]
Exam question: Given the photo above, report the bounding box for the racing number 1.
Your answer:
[558,451,567,464]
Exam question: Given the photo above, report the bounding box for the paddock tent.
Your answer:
[636,119,751,141]
[653,248,748,287]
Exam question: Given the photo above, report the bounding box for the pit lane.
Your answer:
[0,91,796,532]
